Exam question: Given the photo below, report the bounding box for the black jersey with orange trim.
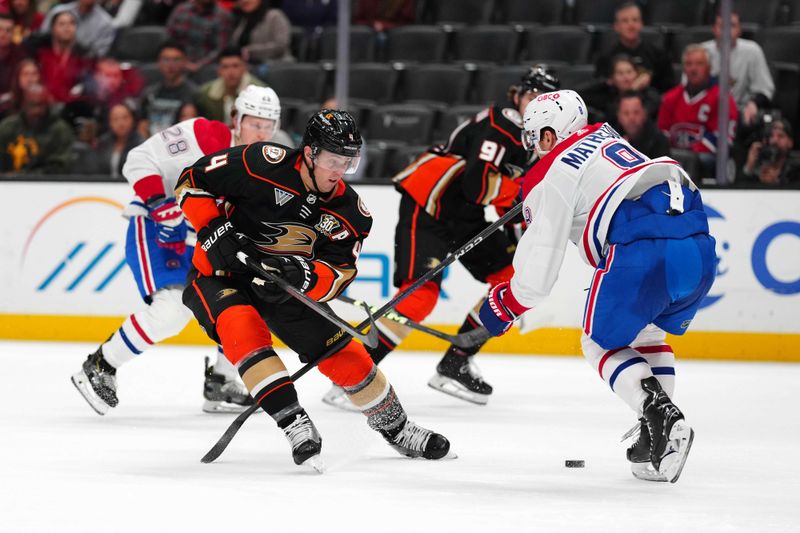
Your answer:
[393,104,530,220]
[175,142,372,302]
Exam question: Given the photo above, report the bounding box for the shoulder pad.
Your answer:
[193,118,232,155]
[500,107,523,128]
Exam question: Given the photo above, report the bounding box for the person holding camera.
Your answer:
[741,118,800,186]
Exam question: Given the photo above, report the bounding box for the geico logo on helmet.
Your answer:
[522,89,588,153]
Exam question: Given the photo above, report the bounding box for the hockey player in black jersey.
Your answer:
[176,110,450,468]
[323,65,561,409]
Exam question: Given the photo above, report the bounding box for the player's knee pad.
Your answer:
[317,339,374,387]
[485,264,514,286]
[135,288,193,343]
[216,305,273,365]
[394,280,439,322]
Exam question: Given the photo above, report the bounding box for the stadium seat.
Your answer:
[261,63,327,103]
[770,62,800,127]
[290,26,308,61]
[572,0,624,25]
[436,104,485,142]
[384,144,431,177]
[386,25,448,63]
[136,62,162,86]
[759,27,800,64]
[782,0,800,24]
[319,25,376,62]
[452,25,520,64]
[559,63,597,90]
[364,142,388,178]
[474,64,525,104]
[109,26,168,62]
[731,0,782,27]
[669,148,701,179]
[402,64,471,104]
[502,0,564,25]
[348,63,399,104]
[367,104,436,144]
[592,26,666,61]
[523,26,592,64]
[669,26,714,63]
[645,0,708,27]
[430,0,495,25]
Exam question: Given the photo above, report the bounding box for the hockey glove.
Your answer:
[479,281,530,337]
[148,197,188,255]
[250,255,313,304]
[197,216,251,275]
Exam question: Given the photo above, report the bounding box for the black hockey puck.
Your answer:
[565,460,585,468]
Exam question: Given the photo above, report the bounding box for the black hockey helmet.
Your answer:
[520,63,561,94]
[302,109,362,159]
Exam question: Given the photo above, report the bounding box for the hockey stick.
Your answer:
[336,294,490,349]
[200,203,521,464]
[237,252,379,349]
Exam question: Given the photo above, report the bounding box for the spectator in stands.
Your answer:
[0,58,39,119]
[594,1,675,93]
[701,10,774,127]
[99,0,144,29]
[582,54,660,126]
[79,100,142,177]
[353,0,414,31]
[230,0,291,63]
[283,0,337,31]
[41,0,116,58]
[29,10,93,104]
[166,0,233,72]
[616,90,670,159]
[195,46,263,125]
[658,45,738,179]
[8,0,43,44]
[138,41,198,136]
[0,13,27,114]
[740,117,800,185]
[0,83,74,173]
[77,57,144,134]
[173,99,198,121]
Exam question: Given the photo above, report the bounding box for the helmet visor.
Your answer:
[521,128,538,151]
[313,149,361,175]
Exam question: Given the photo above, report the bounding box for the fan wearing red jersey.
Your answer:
[71,86,281,416]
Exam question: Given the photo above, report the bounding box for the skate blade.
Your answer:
[659,421,695,484]
[302,454,326,474]
[202,399,251,414]
[70,372,110,416]
[427,374,489,405]
[320,392,361,412]
[631,461,668,482]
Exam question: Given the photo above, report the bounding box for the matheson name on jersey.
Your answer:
[559,124,622,170]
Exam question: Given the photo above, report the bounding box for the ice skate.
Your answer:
[70,346,118,416]
[282,412,324,472]
[381,420,452,460]
[428,350,492,405]
[321,384,360,412]
[622,418,668,482]
[202,357,254,413]
[641,377,694,483]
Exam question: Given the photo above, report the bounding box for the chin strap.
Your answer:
[302,151,336,200]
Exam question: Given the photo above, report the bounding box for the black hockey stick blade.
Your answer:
[238,252,379,349]
[201,402,260,463]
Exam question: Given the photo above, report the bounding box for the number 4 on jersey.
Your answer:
[205,154,229,172]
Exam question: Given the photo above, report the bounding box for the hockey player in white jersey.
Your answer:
[71,85,282,415]
[478,90,716,483]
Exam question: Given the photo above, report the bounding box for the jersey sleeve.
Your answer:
[459,108,524,208]
[122,136,168,203]
[192,118,232,155]
[509,169,575,309]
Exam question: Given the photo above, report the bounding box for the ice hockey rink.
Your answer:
[1,341,798,533]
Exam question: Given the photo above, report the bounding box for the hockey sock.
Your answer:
[237,348,301,423]
[582,334,654,414]
[212,345,239,381]
[449,306,489,357]
[102,315,154,368]
[367,319,406,364]
[633,344,676,397]
[344,365,407,436]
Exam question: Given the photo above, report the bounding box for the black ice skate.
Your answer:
[622,417,668,482]
[282,412,324,472]
[70,346,118,416]
[381,420,452,460]
[202,357,254,413]
[428,349,493,405]
[640,377,694,483]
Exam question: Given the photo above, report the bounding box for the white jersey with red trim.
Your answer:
[122,117,233,204]
[510,122,696,308]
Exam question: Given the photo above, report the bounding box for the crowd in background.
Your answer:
[0,0,798,187]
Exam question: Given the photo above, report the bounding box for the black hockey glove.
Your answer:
[250,255,313,304]
[197,216,251,275]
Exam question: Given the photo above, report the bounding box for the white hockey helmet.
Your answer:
[522,89,587,154]
[233,85,281,132]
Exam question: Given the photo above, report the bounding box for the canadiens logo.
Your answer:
[262,145,286,164]
[357,197,371,217]
[256,222,316,256]
[524,206,532,225]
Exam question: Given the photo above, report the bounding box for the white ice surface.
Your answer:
[1,341,799,533]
